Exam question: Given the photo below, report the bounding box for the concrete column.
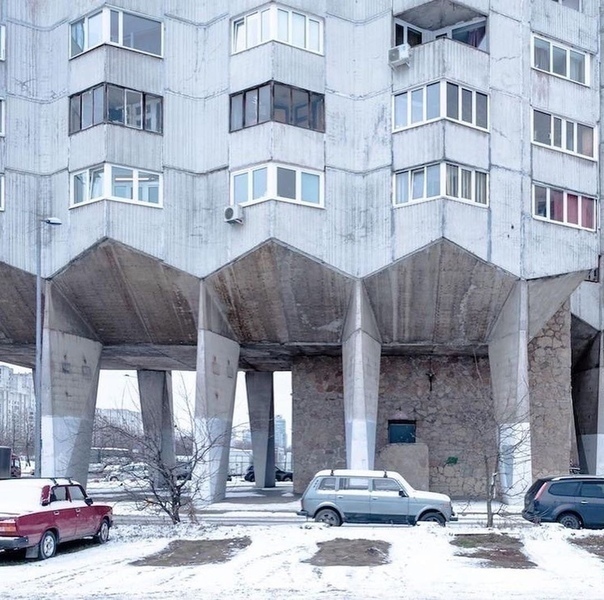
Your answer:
[488,280,532,503]
[341,281,381,470]
[137,370,176,476]
[245,372,275,487]
[40,284,102,485]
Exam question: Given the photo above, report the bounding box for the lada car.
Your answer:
[0,477,113,559]
[297,469,457,526]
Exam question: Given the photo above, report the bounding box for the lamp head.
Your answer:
[43,217,62,226]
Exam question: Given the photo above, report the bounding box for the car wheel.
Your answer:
[284,476,292,482]
[418,511,446,526]
[109,476,119,482]
[94,518,110,544]
[38,530,57,560]
[314,508,342,527]
[557,512,582,529]
[249,475,255,483]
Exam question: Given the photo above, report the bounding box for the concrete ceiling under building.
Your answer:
[397,0,485,30]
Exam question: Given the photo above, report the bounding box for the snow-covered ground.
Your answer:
[1,482,603,600]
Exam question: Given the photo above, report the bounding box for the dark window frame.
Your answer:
[388,420,417,444]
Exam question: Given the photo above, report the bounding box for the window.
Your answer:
[230,163,323,207]
[388,420,416,444]
[71,164,162,207]
[393,81,488,131]
[394,162,488,206]
[0,174,4,211]
[0,25,5,61]
[68,485,86,501]
[548,482,580,496]
[70,8,162,58]
[232,5,323,54]
[230,82,324,132]
[69,84,162,134]
[551,0,581,10]
[372,478,401,492]
[318,477,336,490]
[0,99,5,136]
[532,109,594,158]
[533,183,596,230]
[532,35,588,85]
[339,477,369,490]
[394,17,488,51]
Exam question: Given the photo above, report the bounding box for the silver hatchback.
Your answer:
[297,469,457,526]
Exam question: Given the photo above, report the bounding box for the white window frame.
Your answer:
[0,99,5,136]
[393,162,489,207]
[0,174,4,211]
[70,164,162,208]
[531,108,596,160]
[70,7,163,59]
[230,163,324,208]
[232,5,323,55]
[393,81,489,132]
[531,34,589,86]
[0,25,6,61]
[532,183,596,231]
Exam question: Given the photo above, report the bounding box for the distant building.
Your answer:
[274,415,287,451]
[0,366,34,455]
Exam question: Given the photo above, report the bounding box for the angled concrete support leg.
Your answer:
[488,280,532,502]
[41,284,102,485]
[342,281,382,470]
[246,372,275,487]
[138,370,176,476]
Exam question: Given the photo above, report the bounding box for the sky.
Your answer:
[1,484,604,600]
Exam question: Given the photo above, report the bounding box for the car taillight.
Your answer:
[534,484,547,501]
[0,520,18,536]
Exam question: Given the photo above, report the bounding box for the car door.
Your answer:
[49,484,79,541]
[68,484,97,537]
[370,477,410,524]
[577,481,604,527]
[335,476,371,522]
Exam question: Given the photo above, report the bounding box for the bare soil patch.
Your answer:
[130,536,251,567]
[451,533,536,569]
[303,538,391,567]
[569,535,604,560]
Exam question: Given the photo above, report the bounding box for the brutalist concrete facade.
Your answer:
[0,0,602,502]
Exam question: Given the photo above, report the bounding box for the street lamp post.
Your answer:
[34,217,62,478]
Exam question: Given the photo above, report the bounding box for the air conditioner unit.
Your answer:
[224,204,243,224]
[388,43,410,68]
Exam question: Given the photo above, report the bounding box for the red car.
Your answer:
[0,477,113,560]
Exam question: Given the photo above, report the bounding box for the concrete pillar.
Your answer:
[137,370,176,477]
[245,372,275,487]
[488,280,532,503]
[341,281,381,470]
[41,283,102,485]
[195,281,240,503]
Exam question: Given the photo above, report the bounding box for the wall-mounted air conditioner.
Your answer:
[388,43,410,68]
[224,204,243,224]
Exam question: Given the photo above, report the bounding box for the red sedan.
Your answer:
[0,478,113,559]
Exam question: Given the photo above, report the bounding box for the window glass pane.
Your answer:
[461,169,472,199]
[566,121,575,151]
[277,167,296,199]
[426,83,440,120]
[452,23,486,49]
[107,85,125,124]
[246,12,260,48]
[570,50,585,83]
[110,10,119,43]
[411,168,424,199]
[245,88,259,127]
[475,172,487,204]
[309,19,321,52]
[567,194,579,225]
[90,167,104,199]
[533,111,551,145]
[340,477,369,490]
[70,20,85,57]
[252,168,267,199]
[534,38,550,71]
[461,88,473,123]
[476,93,488,128]
[292,12,306,47]
[446,83,459,119]
[292,88,309,128]
[394,93,408,129]
[310,94,325,131]
[273,84,290,123]
[233,173,248,203]
[81,90,93,129]
[553,117,562,147]
[407,27,422,47]
[73,172,86,204]
[230,93,244,131]
[552,46,567,76]
[258,85,271,123]
[260,10,271,43]
[388,422,416,444]
[277,9,289,42]
[577,124,593,157]
[92,86,104,125]
[534,185,547,216]
[125,90,143,128]
[411,89,423,123]
[88,12,103,48]
[122,13,162,55]
[112,166,134,199]
[426,164,440,197]
[138,171,159,203]
[550,188,564,221]
[373,478,401,492]
[69,96,81,133]
[301,172,320,203]
[395,24,405,47]
[581,196,595,230]
[395,171,409,204]
[446,164,458,197]
[233,19,245,52]
[145,94,162,132]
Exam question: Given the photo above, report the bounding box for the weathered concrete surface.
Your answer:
[376,442,429,491]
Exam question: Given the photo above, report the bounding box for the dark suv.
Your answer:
[244,465,293,483]
[522,476,604,529]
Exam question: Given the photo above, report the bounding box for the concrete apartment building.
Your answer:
[0,0,601,501]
